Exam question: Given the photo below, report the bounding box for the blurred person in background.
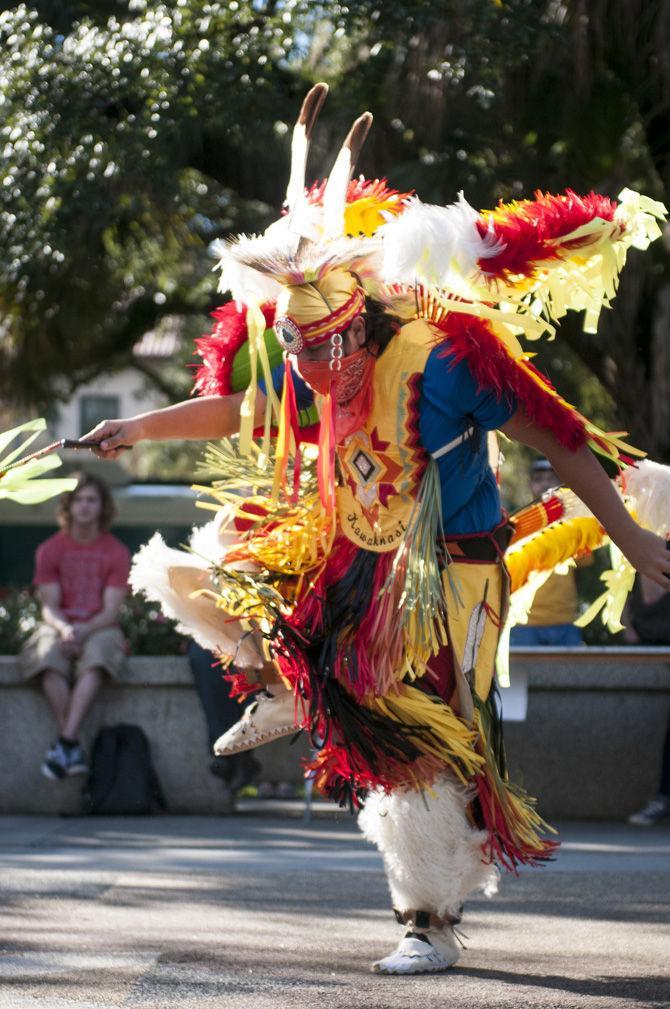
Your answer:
[19,472,130,780]
[511,457,587,647]
[623,574,670,826]
[187,639,261,798]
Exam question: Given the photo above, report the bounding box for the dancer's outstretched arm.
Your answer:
[501,408,670,589]
[82,392,267,459]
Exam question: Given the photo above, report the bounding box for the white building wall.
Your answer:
[51,368,167,440]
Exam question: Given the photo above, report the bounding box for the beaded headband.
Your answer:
[274,286,365,355]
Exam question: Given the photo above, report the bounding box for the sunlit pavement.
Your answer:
[0,814,668,1009]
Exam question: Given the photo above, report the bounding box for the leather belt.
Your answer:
[443,518,514,563]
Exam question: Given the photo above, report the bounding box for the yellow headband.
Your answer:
[274,269,365,352]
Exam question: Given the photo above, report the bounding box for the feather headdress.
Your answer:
[203,82,667,513]
[216,85,382,307]
[219,234,382,304]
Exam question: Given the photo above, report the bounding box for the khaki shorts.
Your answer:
[19,623,127,683]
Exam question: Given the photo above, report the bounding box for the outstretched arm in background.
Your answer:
[82,391,268,459]
[501,408,670,589]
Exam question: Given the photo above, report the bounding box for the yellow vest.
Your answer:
[336,319,435,552]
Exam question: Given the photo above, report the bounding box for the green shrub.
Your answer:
[118,594,187,656]
[0,588,41,654]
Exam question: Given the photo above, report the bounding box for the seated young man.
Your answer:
[20,472,130,779]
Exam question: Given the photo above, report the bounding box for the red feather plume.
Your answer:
[435,313,588,451]
[477,189,620,281]
[192,301,276,397]
[304,176,413,208]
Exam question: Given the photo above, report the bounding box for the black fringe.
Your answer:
[477,681,508,780]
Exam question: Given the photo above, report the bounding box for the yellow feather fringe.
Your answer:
[506,516,606,595]
[370,682,484,785]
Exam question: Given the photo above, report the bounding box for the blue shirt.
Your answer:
[259,350,516,535]
[420,346,515,534]
[259,363,313,409]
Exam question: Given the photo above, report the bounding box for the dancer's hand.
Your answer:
[81,417,144,459]
[618,527,670,589]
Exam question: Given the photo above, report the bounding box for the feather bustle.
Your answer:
[192,302,275,397]
[476,189,618,280]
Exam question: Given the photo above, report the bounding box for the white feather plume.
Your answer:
[378,193,504,288]
[322,143,352,241]
[284,82,329,236]
[215,234,285,303]
[285,120,309,219]
[322,111,372,242]
[621,459,670,536]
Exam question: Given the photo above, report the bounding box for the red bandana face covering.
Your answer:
[297,347,370,401]
[298,348,376,439]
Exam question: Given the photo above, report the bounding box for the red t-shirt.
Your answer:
[34,531,131,623]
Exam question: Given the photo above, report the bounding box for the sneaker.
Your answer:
[372,930,460,975]
[65,744,89,777]
[41,741,89,780]
[628,797,670,826]
[213,690,300,755]
[41,741,69,781]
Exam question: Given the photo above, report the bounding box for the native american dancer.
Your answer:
[85,85,670,974]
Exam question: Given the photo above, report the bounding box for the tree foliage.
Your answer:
[1,1,669,458]
[324,0,670,455]
[0,1,306,407]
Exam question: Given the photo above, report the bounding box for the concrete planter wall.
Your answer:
[1,655,310,816]
[1,648,668,818]
[504,648,670,820]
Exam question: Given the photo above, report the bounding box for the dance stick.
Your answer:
[0,438,130,479]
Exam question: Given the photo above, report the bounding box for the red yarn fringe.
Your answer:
[285,535,359,640]
[224,668,262,701]
[475,773,560,873]
[436,313,588,451]
[306,741,444,807]
[276,536,403,701]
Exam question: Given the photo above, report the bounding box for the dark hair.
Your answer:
[362,297,401,355]
[57,471,116,532]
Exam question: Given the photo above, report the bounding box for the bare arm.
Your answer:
[38,583,81,656]
[73,586,127,643]
[83,392,268,459]
[38,583,70,635]
[501,408,670,588]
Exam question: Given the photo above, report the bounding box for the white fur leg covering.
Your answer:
[358,773,499,920]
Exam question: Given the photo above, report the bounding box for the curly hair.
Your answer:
[57,471,116,532]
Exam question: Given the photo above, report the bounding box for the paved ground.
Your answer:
[0,813,668,1009]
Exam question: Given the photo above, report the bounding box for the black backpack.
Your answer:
[83,724,166,815]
